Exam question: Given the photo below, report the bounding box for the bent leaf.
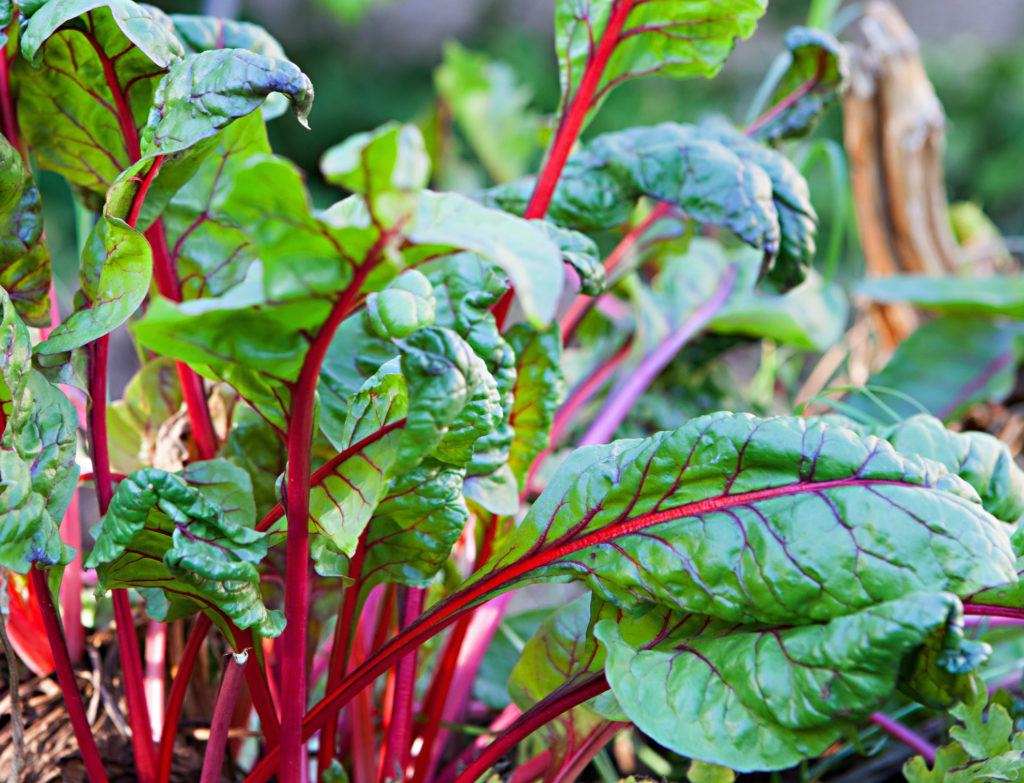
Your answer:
[0,135,51,326]
[597,592,977,771]
[506,323,564,488]
[85,460,283,637]
[748,27,849,142]
[0,290,79,572]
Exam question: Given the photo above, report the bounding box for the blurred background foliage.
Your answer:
[37,0,1024,386]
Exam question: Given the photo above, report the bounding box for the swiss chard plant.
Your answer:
[1,1,1023,782]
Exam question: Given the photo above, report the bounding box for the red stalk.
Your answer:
[447,674,610,783]
[232,625,282,749]
[316,529,370,772]
[559,202,673,345]
[868,711,936,764]
[379,587,424,783]
[0,15,23,156]
[90,334,158,783]
[280,261,375,781]
[550,721,626,783]
[493,0,637,331]
[963,603,1024,621]
[525,0,637,220]
[201,651,250,783]
[158,615,212,783]
[31,566,110,783]
[246,476,917,782]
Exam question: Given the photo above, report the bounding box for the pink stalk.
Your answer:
[579,266,737,446]
[145,620,167,741]
[158,615,212,783]
[379,587,425,783]
[435,704,522,783]
[508,751,551,783]
[869,712,936,764]
[31,566,110,782]
[963,603,1024,621]
[420,593,514,782]
[200,650,250,783]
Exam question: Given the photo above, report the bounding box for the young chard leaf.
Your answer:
[747,27,849,142]
[0,134,51,326]
[0,289,79,572]
[106,356,183,474]
[555,0,767,132]
[85,459,284,638]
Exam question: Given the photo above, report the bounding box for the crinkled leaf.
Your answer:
[0,135,51,326]
[537,222,605,296]
[479,412,1017,622]
[748,27,849,143]
[697,117,816,288]
[555,0,766,131]
[0,290,78,572]
[14,2,182,199]
[361,460,469,590]
[505,323,564,489]
[434,41,543,183]
[366,270,435,340]
[140,47,311,159]
[408,192,563,328]
[307,362,407,570]
[844,317,1024,422]
[597,592,976,772]
[107,356,183,474]
[36,215,151,354]
[855,274,1024,319]
[85,460,283,637]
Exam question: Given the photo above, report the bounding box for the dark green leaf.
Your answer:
[85,460,283,637]
[434,42,543,183]
[597,592,976,771]
[481,412,1017,622]
[0,135,51,326]
[555,0,767,131]
[844,317,1024,422]
[748,27,849,142]
[537,222,606,296]
[855,274,1024,319]
[0,290,78,572]
[505,323,564,489]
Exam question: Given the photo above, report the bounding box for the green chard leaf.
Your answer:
[485,121,816,289]
[596,592,978,771]
[537,221,606,296]
[555,0,767,132]
[222,405,285,519]
[0,135,51,326]
[14,0,184,201]
[360,460,469,590]
[855,274,1024,319]
[748,27,849,142]
[85,460,283,638]
[0,289,79,572]
[505,323,564,489]
[478,412,1016,623]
